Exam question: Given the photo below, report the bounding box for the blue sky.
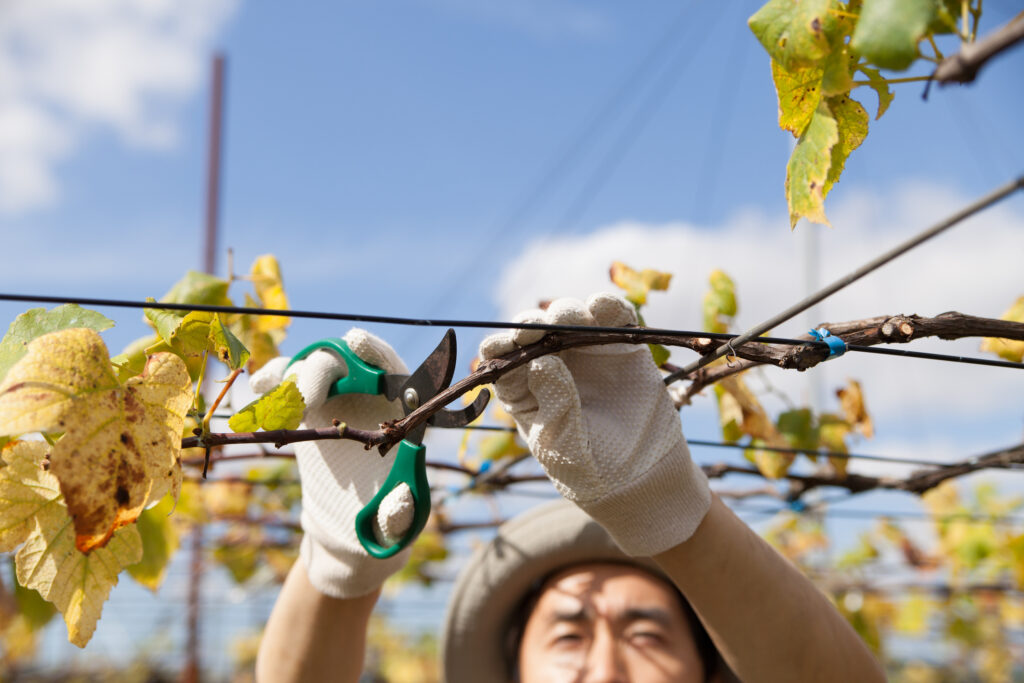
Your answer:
[2,0,1024,671]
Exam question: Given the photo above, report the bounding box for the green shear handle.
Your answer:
[288,331,488,559]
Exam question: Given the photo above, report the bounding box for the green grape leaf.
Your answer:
[855,65,895,119]
[209,314,250,370]
[749,0,835,71]
[824,94,869,195]
[821,44,853,95]
[126,494,179,591]
[214,534,260,584]
[703,269,737,334]
[786,101,839,228]
[0,329,191,553]
[980,297,1024,362]
[0,440,142,647]
[160,270,232,307]
[111,334,161,381]
[609,261,672,306]
[648,343,670,368]
[850,0,935,71]
[773,61,825,135]
[0,305,113,385]
[229,379,305,433]
[777,408,818,453]
[145,308,250,371]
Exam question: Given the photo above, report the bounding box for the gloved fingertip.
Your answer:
[479,332,516,360]
[249,356,291,394]
[588,292,638,327]
[344,328,409,375]
[545,298,595,327]
[512,308,546,346]
[375,483,415,545]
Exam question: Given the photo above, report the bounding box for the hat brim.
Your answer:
[440,499,661,682]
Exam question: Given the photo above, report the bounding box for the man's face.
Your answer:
[517,563,706,683]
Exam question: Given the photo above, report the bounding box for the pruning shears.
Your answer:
[289,329,489,558]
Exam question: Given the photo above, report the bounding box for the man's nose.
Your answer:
[581,626,626,683]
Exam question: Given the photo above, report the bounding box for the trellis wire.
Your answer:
[663,173,1024,383]
[2,292,1022,371]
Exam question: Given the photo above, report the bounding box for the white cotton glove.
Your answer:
[250,329,415,599]
[479,293,711,557]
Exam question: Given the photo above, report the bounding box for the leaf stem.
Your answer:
[927,35,945,61]
[851,76,932,85]
[201,368,243,437]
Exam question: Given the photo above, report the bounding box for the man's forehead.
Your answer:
[535,562,682,613]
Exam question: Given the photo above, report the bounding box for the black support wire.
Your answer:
[662,173,1024,384]
[2,291,1023,371]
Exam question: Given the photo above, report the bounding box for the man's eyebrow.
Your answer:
[621,607,674,627]
[545,607,588,625]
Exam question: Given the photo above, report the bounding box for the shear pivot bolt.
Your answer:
[403,388,420,409]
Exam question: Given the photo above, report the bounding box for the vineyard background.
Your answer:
[2,1,1024,680]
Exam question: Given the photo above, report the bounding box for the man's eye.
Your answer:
[628,630,666,646]
[552,633,584,647]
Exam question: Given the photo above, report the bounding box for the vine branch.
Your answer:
[933,12,1024,84]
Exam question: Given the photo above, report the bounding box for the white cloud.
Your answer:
[492,181,1024,437]
[0,0,239,212]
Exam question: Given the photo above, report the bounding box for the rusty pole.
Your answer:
[183,52,227,683]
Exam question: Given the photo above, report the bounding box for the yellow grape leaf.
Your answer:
[745,440,795,479]
[609,261,672,306]
[233,294,282,373]
[837,379,873,438]
[0,441,62,549]
[203,481,251,518]
[824,95,869,196]
[17,521,142,647]
[392,525,448,587]
[818,413,851,477]
[126,494,179,591]
[250,254,291,332]
[719,375,788,448]
[0,440,142,647]
[772,61,824,136]
[477,431,529,463]
[228,378,305,433]
[979,297,1024,363]
[0,329,192,553]
[714,385,743,443]
[785,101,839,228]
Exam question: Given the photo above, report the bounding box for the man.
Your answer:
[255,294,885,682]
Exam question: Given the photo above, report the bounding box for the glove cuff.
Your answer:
[578,445,711,557]
[300,511,405,599]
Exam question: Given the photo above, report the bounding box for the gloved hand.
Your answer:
[479,293,711,557]
[251,329,413,599]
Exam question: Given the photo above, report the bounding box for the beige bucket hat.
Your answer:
[440,499,669,682]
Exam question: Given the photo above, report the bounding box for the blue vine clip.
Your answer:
[808,327,847,360]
